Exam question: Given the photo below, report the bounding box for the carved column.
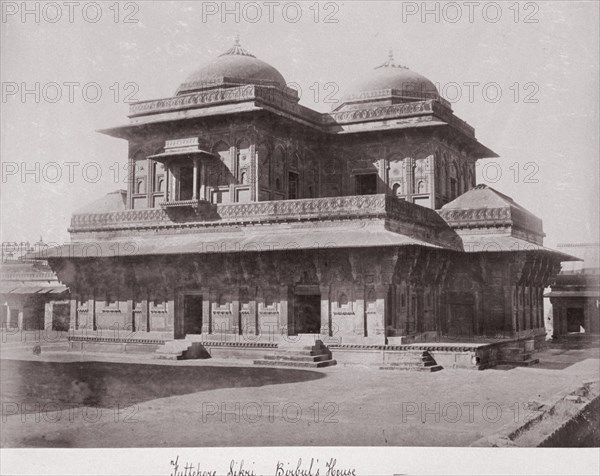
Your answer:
[192,158,199,200]
[126,298,133,333]
[406,158,415,198]
[147,158,154,208]
[250,143,257,201]
[141,296,149,333]
[429,154,436,209]
[89,295,96,332]
[201,287,211,334]
[127,153,135,209]
[278,285,289,339]
[231,288,240,335]
[320,284,332,339]
[69,295,78,331]
[367,284,389,343]
[164,166,170,202]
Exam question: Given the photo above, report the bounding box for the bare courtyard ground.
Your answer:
[1,338,598,448]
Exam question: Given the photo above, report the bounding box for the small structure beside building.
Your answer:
[546,243,600,336]
[1,241,69,331]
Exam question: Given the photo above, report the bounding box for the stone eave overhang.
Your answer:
[46,195,463,257]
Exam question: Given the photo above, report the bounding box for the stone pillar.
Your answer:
[147,158,154,208]
[250,144,257,201]
[200,162,206,200]
[165,166,170,202]
[377,158,388,194]
[429,154,436,209]
[89,296,96,332]
[192,158,199,200]
[406,158,415,198]
[167,298,175,334]
[474,287,482,336]
[201,288,211,334]
[320,284,332,339]
[127,154,134,209]
[232,288,240,335]
[366,284,388,343]
[278,285,289,339]
[70,296,78,331]
[140,297,149,332]
[504,285,515,337]
[44,301,53,331]
[171,166,178,200]
[126,299,133,333]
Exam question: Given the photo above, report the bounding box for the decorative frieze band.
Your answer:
[126,84,464,134]
[69,194,447,235]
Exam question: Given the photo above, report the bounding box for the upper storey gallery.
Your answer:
[100,38,497,211]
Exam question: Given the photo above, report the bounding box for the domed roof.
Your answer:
[177,37,286,95]
[345,50,439,100]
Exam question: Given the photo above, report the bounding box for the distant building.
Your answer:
[1,240,69,331]
[31,40,576,368]
[546,243,600,336]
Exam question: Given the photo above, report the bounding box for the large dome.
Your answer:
[177,38,286,95]
[344,51,439,101]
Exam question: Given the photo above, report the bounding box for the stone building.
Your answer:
[33,40,576,368]
[546,243,600,336]
[1,242,69,331]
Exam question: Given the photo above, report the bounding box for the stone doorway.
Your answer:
[292,287,321,335]
[183,294,203,335]
[355,173,378,195]
[566,307,585,333]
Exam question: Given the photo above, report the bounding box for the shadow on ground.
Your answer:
[0,359,325,409]
[495,336,600,371]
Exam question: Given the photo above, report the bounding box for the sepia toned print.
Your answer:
[1,2,598,475]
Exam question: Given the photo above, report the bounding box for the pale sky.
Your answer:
[1,1,598,251]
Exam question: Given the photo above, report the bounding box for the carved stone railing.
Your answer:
[325,100,435,125]
[0,271,58,281]
[128,85,258,117]
[438,207,513,228]
[160,199,205,210]
[126,84,463,135]
[438,205,543,237]
[68,194,447,234]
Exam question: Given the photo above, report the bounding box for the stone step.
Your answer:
[263,353,331,362]
[154,340,196,360]
[506,353,533,361]
[382,357,436,365]
[379,351,442,372]
[154,354,180,361]
[499,347,524,355]
[380,364,443,372]
[498,358,539,367]
[384,359,439,368]
[279,344,329,352]
[253,359,337,369]
[274,349,329,357]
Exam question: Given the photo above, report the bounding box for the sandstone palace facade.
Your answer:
[35,40,576,369]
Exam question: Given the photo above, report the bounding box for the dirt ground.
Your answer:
[1,338,598,448]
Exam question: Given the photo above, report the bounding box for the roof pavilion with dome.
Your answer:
[32,38,576,370]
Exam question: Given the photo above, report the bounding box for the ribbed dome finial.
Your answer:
[219,35,255,58]
[375,48,407,70]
